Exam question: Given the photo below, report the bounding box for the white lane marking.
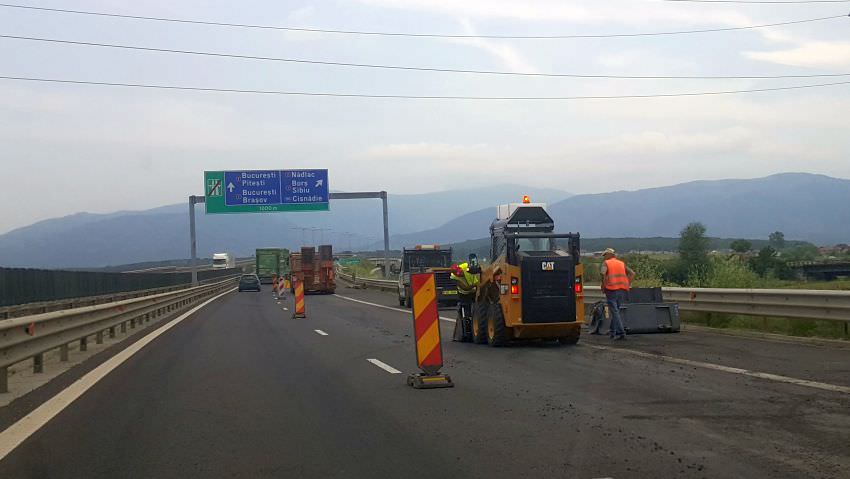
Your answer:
[332,294,456,323]
[283,307,289,311]
[314,329,329,336]
[335,294,850,396]
[0,288,237,460]
[367,358,402,374]
[587,344,850,395]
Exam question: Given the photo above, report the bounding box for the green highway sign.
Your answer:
[204,169,330,214]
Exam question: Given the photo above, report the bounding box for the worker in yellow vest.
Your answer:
[601,248,635,340]
[450,259,481,342]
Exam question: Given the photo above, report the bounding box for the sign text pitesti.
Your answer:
[204,169,329,214]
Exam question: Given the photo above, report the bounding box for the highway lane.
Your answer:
[0,287,848,478]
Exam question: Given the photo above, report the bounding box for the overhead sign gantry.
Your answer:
[204,169,329,213]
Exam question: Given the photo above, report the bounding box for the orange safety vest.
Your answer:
[603,258,630,291]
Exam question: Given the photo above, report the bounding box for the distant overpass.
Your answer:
[789,260,850,281]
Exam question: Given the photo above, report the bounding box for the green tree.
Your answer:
[730,239,752,253]
[769,231,786,249]
[679,222,710,270]
[689,257,760,288]
[750,246,777,277]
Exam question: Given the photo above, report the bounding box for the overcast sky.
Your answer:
[1,0,849,233]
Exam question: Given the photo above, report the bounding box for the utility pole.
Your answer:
[188,195,206,285]
[290,227,311,246]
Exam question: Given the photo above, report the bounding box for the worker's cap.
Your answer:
[602,248,616,256]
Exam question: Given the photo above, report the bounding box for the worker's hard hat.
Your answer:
[602,248,616,256]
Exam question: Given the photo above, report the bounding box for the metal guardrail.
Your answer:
[337,266,850,322]
[0,277,238,393]
[0,273,242,319]
[336,268,397,292]
[583,286,850,323]
[1,284,187,320]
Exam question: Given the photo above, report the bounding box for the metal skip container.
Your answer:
[588,287,681,334]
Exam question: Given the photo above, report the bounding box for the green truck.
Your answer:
[255,248,290,284]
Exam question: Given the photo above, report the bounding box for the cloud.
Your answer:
[363,142,494,161]
[448,19,539,73]
[354,0,751,27]
[745,41,850,69]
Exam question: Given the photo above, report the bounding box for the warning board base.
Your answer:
[407,373,454,389]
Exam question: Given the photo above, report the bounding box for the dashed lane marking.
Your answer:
[332,294,456,322]
[0,288,237,461]
[314,329,329,336]
[587,344,850,395]
[335,294,850,396]
[367,358,402,374]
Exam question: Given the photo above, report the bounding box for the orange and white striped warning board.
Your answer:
[411,273,443,374]
[293,278,306,319]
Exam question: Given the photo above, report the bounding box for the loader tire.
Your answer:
[487,304,509,347]
[472,303,489,344]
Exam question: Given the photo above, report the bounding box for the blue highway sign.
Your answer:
[205,169,329,213]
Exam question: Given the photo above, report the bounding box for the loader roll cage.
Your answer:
[500,232,581,266]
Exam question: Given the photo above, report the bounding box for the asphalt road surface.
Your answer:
[1,286,848,478]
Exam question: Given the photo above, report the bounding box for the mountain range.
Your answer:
[1,173,846,269]
[389,173,850,249]
[0,184,571,268]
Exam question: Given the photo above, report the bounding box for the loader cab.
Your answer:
[490,204,579,264]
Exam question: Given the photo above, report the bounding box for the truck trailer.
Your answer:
[255,248,290,284]
[290,245,335,294]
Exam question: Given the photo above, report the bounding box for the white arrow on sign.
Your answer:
[227,182,235,193]
[315,179,323,188]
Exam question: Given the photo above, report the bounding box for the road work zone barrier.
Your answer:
[292,278,306,319]
[274,277,286,298]
[407,273,453,389]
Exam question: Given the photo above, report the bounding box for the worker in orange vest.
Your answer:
[601,248,636,340]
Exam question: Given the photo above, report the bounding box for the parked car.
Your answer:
[238,274,261,292]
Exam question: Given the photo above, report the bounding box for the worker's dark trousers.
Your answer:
[605,289,627,337]
[457,295,475,319]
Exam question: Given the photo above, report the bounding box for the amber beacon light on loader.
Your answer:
[461,197,585,346]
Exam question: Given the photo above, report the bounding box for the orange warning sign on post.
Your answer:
[293,278,306,319]
[408,273,453,389]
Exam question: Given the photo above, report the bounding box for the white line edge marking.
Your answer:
[314,329,328,336]
[587,344,850,395]
[367,358,402,374]
[0,287,237,460]
[332,294,456,323]
[334,294,850,396]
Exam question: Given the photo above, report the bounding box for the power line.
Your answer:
[1,75,848,100]
[4,33,848,80]
[0,3,846,39]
